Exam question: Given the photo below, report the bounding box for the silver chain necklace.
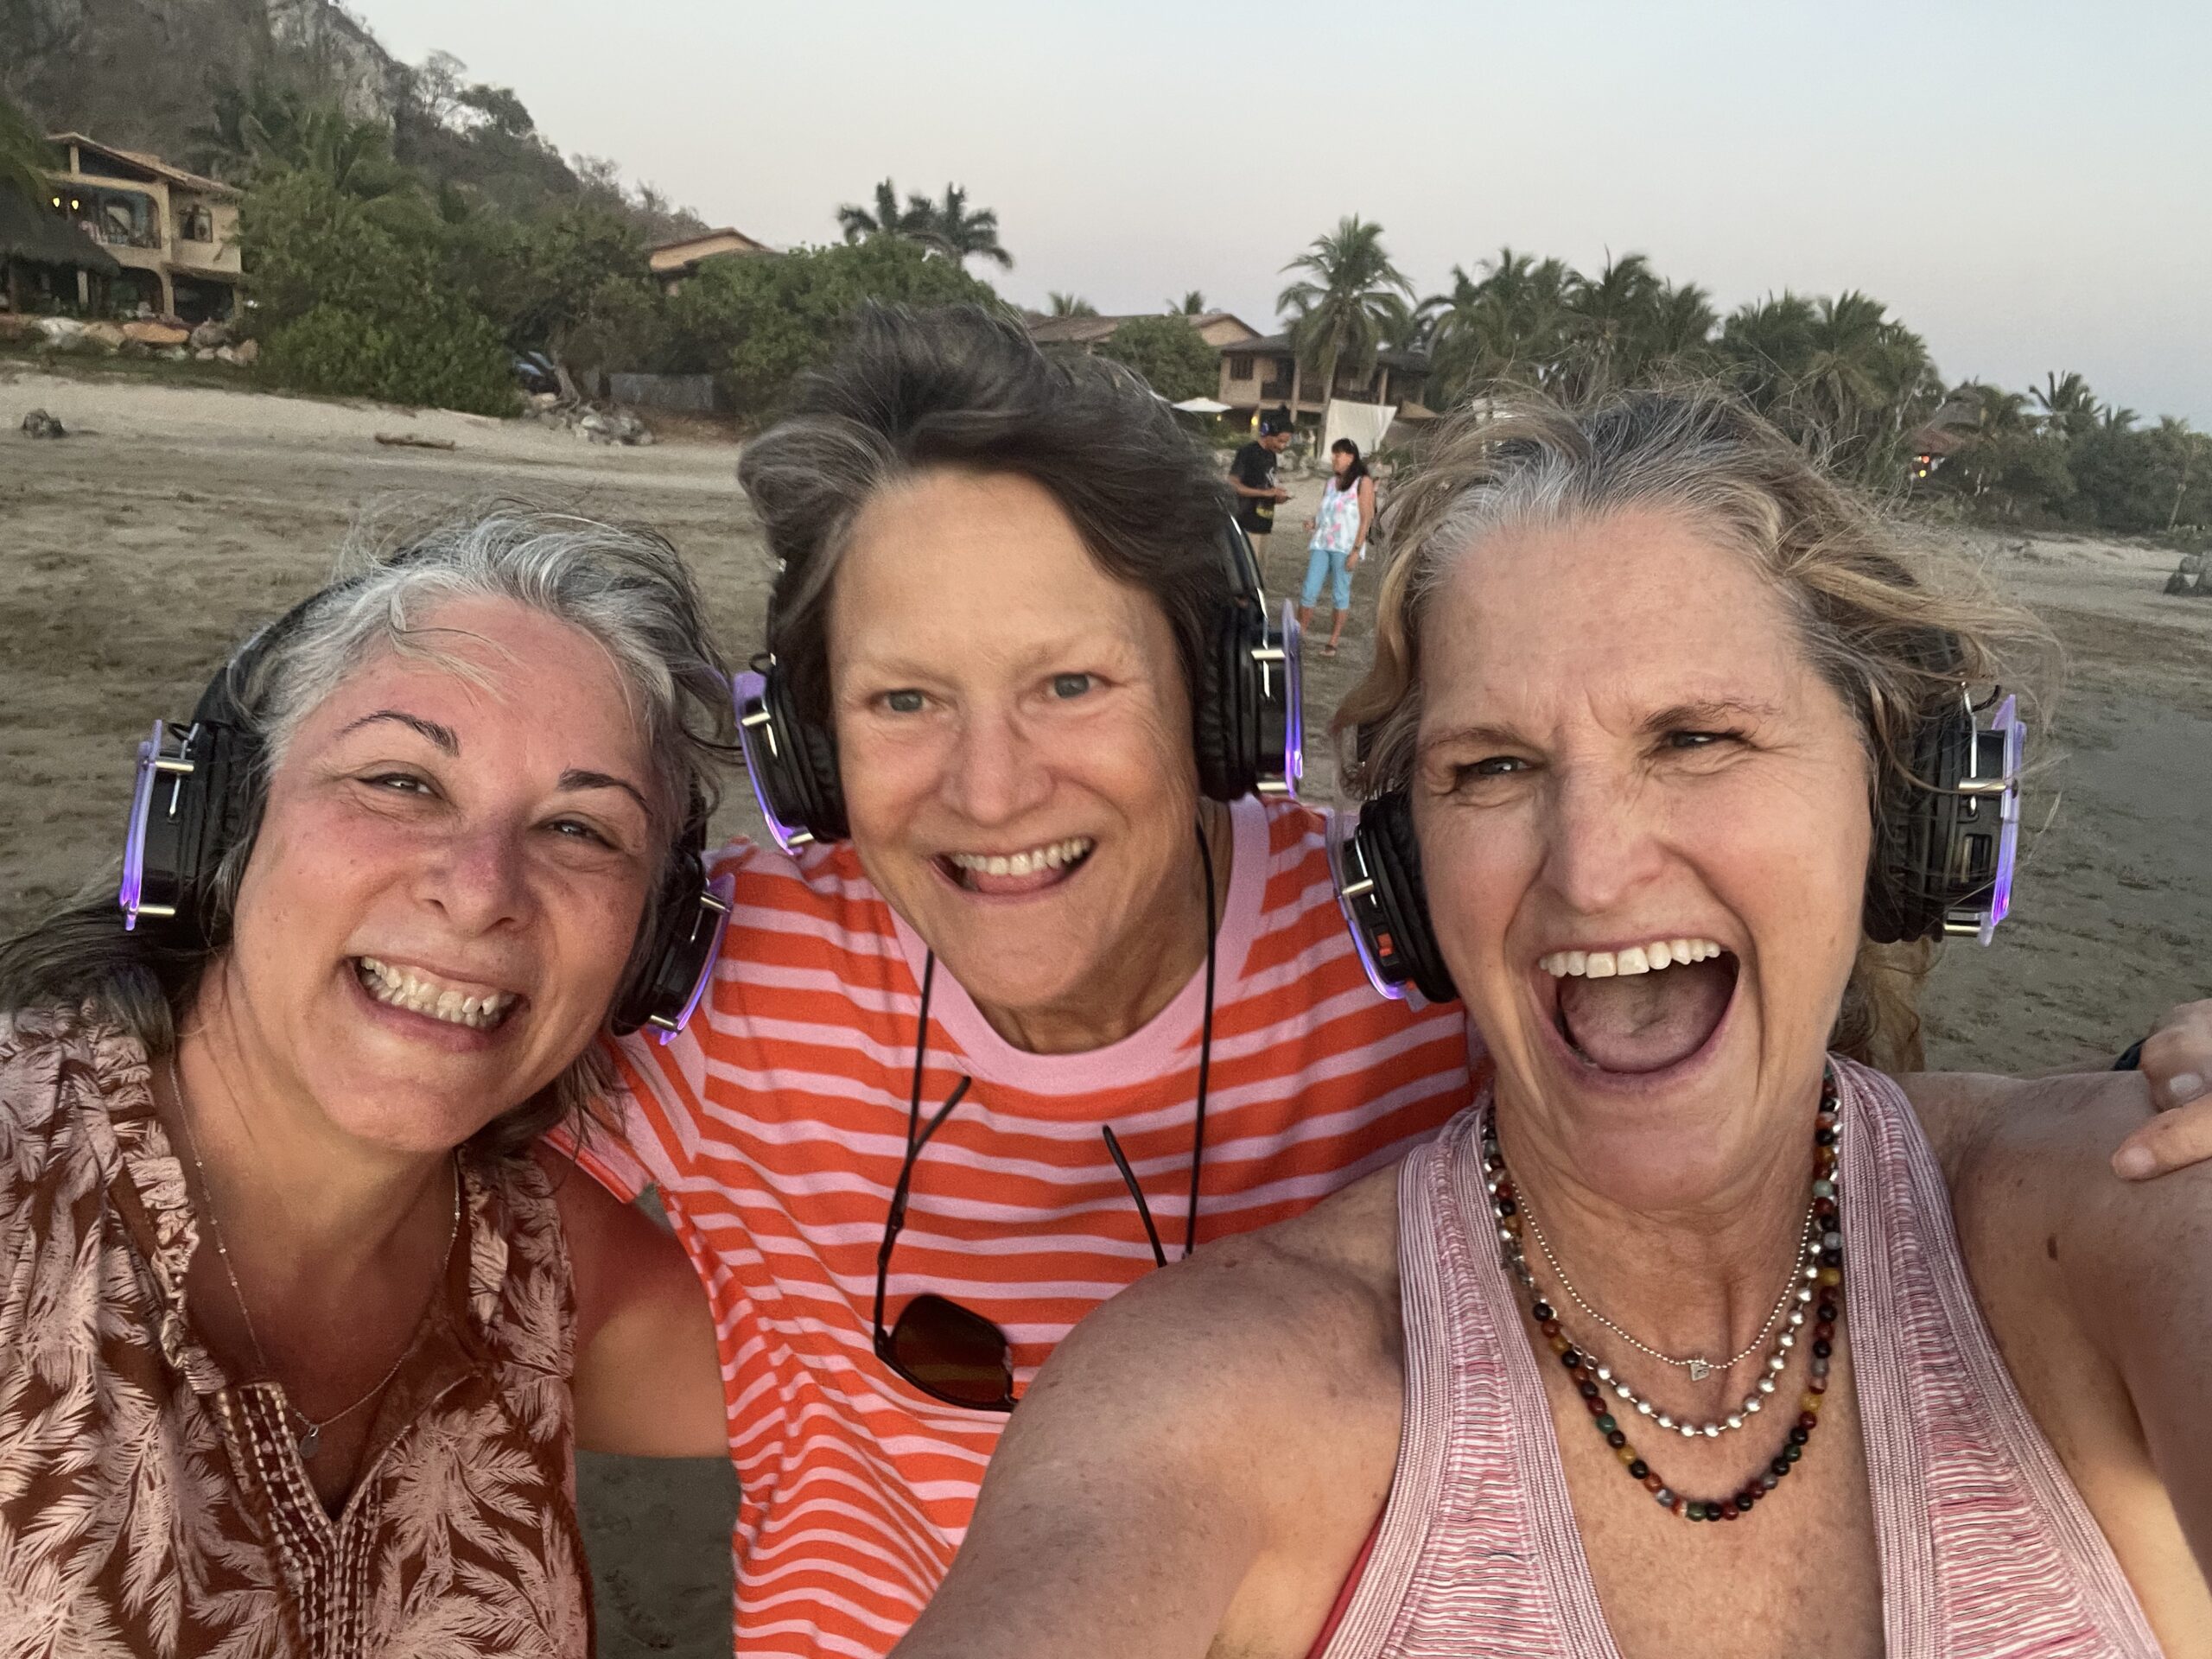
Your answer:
[167,1056,461,1464]
[1518,1188,1819,1381]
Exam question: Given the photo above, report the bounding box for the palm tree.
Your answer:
[837,178,932,244]
[188,77,310,182]
[1169,289,1207,315]
[1715,292,1820,416]
[2031,371,2100,440]
[1560,251,1662,392]
[1047,292,1097,317]
[0,91,54,210]
[839,179,1011,269]
[1418,247,1574,403]
[1642,281,1719,376]
[915,183,1012,269]
[1277,215,1414,404]
[1952,381,2032,436]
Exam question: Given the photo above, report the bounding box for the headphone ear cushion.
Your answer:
[793,713,848,842]
[759,666,849,843]
[1370,791,1457,1004]
[1192,603,1254,803]
[1863,712,1954,944]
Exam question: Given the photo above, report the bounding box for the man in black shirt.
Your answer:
[1230,411,1294,570]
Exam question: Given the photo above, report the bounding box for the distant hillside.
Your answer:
[3,0,403,161]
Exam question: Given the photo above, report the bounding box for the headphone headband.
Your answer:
[1330,681,2029,1004]
[118,587,725,1040]
[738,516,1304,855]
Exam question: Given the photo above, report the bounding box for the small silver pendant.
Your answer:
[296,1423,321,1461]
[1686,1357,1712,1382]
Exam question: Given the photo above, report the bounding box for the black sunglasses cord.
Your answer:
[900,815,1220,1269]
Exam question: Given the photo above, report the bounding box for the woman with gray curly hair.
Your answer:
[0,510,733,1657]
[891,391,2212,1659]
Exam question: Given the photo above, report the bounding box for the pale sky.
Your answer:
[351,0,2212,427]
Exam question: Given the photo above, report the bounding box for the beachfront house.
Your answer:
[1,184,120,318]
[31,134,242,323]
[1024,310,1264,354]
[649,227,774,294]
[1216,334,1431,426]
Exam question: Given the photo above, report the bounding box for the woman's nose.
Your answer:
[940,709,1052,827]
[417,823,532,932]
[1540,765,1667,915]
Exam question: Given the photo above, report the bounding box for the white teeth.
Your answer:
[948,838,1094,879]
[1541,938,1726,978]
[355,958,517,1029]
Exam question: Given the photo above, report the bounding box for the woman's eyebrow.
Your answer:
[1421,721,1529,754]
[558,769,654,817]
[337,709,459,752]
[1641,697,1783,733]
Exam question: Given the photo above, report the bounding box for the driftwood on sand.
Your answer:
[372,432,458,451]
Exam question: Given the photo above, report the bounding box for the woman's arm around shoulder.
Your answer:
[893,1168,1407,1659]
[1909,1071,2212,1637]
[535,1147,728,1458]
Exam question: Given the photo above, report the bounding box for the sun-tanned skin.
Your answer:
[892,507,2212,1659]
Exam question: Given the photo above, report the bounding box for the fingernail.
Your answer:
[2167,1072,2206,1106]
[2113,1145,2156,1180]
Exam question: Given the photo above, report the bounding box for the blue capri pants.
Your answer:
[1300,539,1355,612]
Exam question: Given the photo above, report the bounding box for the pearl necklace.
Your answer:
[1484,1065,1847,1522]
[1512,1193,1821,1436]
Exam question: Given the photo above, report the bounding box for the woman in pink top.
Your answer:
[893,391,2212,1658]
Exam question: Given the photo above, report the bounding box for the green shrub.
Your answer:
[263,302,515,415]
[1096,315,1218,403]
[243,168,515,413]
[665,235,1004,415]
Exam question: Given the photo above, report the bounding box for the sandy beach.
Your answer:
[3,366,2207,1655]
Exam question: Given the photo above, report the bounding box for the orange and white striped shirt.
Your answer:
[570,796,1482,1658]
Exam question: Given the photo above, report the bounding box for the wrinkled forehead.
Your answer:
[278,597,658,785]
[1415,505,1815,739]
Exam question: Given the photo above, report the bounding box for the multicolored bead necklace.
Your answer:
[1483,1065,1846,1522]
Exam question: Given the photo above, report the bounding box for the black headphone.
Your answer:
[1331,686,2027,1005]
[118,583,732,1042]
[734,517,1305,852]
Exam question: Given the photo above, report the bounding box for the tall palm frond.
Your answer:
[1277,214,1414,399]
[0,92,55,208]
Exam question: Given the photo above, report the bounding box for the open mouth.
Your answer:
[934,836,1095,898]
[1539,938,1738,1075]
[353,957,520,1032]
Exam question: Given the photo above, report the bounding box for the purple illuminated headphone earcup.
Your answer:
[1366,791,1457,1004]
[609,819,734,1040]
[739,663,849,847]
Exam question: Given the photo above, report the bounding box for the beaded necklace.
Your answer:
[1484,1065,1846,1522]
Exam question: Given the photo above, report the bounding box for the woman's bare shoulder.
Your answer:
[1016,1159,1407,1451]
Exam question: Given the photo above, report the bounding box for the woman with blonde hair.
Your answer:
[889,390,2212,1658]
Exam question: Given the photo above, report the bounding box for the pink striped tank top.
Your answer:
[1316,1057,2161,1659]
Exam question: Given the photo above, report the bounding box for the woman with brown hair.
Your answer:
[889,390,2212,1659]
[0,512,731,1656]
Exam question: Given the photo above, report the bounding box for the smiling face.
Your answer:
[1411,505,1872,1193]
[828,467,1207,1042]
[203,595,660,1154]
